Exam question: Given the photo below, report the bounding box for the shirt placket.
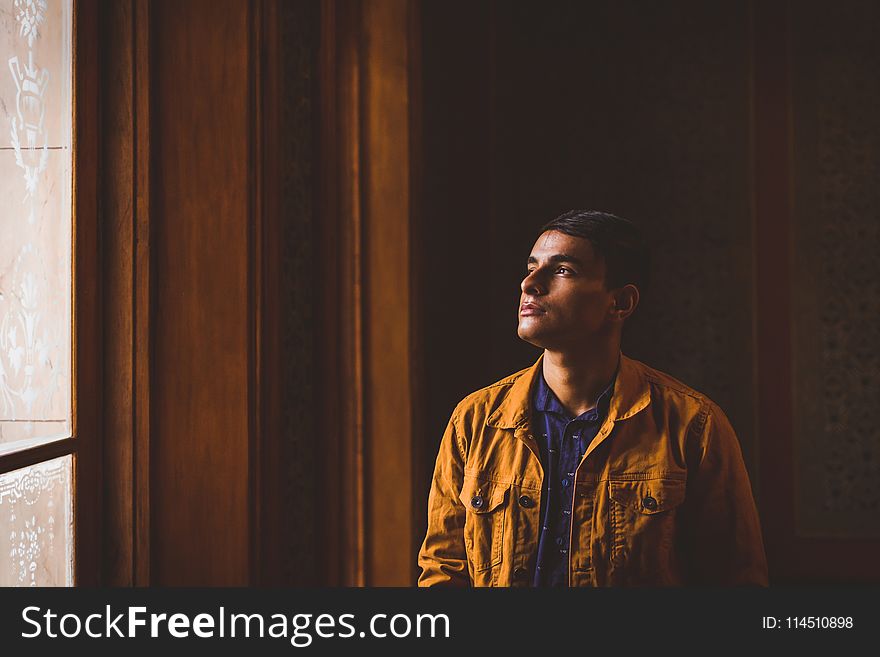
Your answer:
[566,410,601,584]
[532,368,615,587]
[534,430,558,586]
[557,420,580,565]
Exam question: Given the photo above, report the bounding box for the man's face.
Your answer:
[517,230,616,350]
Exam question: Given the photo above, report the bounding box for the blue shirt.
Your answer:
[531,365,617,587]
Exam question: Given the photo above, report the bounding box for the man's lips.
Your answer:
[520,302,545,316]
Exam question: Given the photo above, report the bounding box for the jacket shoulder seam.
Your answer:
[452,366,532,410]
[641,368,709,404]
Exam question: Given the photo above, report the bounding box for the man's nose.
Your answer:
[521,270,546,295]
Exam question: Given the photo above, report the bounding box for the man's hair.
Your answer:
[540,209,650,292]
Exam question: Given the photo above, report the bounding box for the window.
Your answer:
[0,0,86,587]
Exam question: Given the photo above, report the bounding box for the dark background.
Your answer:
[415,0,880,585]
[420,0,756,499]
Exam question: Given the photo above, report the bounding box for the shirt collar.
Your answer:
[487,351,648,430]
[532,360,618,422]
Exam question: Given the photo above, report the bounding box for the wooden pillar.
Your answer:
[361,0,422,588]
[101,0,265,586]
[320,0,421,586]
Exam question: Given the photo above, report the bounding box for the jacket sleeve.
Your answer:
[682,401,769,586]
[417,411,470,587]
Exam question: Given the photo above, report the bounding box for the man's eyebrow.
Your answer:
[527,254,584,266]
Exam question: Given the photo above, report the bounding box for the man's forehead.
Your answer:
[530,230,599,261]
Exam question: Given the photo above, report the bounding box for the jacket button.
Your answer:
[642,495,658,511]
[513,567,528,579]
[518,495,535,508]
[471,495,485,509]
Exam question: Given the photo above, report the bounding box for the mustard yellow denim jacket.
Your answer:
[418,353,769,587]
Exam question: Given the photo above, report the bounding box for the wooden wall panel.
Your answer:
[73,0,102,588]
[98,0,153,587]
[258,0,322,586]
[96,0,423,588]
[99,0,135,586]
[361,0,418,587]
[133,0,153,587]
[99,0,324,587]
[151,0,252,586]
[318,0,366,586]
[318,0,421,586]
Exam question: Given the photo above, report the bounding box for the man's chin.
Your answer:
[516,326,551,349]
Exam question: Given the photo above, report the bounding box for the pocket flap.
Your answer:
[609,477,686,515]
[459,476,510,514]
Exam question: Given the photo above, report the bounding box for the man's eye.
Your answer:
[556,267,571,274]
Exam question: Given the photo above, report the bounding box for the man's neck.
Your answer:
[541,345,620,418]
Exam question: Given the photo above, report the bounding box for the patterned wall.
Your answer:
[791,0,880,537]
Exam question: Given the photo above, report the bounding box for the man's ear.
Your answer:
[612,284,639,320]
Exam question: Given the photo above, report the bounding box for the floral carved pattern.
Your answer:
[1,0,72,586]
[0,244,60,422]
[1,0,68,449]
[13,0,46,48]
[0,456,69,586]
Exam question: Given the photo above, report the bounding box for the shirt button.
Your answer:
[518,495,535,509]
[471,495,485,509]
[642,495,658,511]
[561,478,571,488]
[555,537,564,547]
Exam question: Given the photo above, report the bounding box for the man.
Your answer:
[417,210,768,587]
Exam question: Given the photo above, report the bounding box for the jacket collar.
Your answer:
[486,351,651,430]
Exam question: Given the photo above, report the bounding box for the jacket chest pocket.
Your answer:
[608,476,686,572]
[459,476,510,572]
